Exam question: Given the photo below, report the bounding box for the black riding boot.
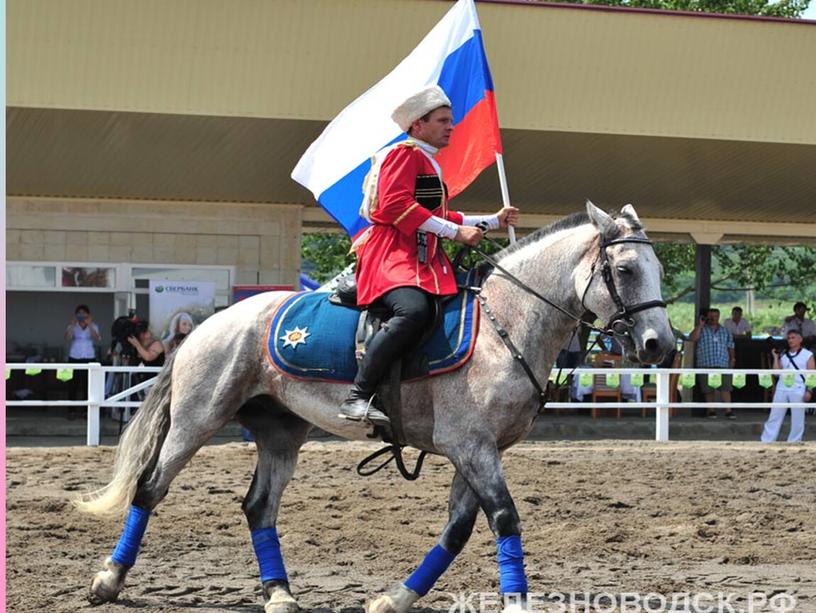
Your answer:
[339,291,430,425]
[338,386,391,426]
[338,326,396,426]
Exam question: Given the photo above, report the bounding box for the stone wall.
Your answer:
[6,197,302,287]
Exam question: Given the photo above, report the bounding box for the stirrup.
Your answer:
[338,393,390,426]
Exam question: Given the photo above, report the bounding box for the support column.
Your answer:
[695,244,711,314]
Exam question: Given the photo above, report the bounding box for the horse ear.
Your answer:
[586,200,616,238]
[621,203,641,225]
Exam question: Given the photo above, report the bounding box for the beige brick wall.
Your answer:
[6,197,302,288]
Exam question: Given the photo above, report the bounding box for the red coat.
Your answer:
[355,143,463,307]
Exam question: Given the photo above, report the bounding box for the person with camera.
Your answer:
[689,307,736,419]
[126,321,165,368]
[761,329,814,443]
[64,304,102,417]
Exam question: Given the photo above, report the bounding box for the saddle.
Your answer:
[329,273,446,381]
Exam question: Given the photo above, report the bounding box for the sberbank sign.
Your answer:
[154,285,199,294]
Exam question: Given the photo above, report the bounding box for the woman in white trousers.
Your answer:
[761,329,814,443]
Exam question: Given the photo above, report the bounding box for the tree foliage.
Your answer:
[551,0,809,17]
[301,233,353,283]
[655,243,816,304]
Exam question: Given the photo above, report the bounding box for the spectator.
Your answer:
[761,329,814,443]
[162,312,195,357]
[64,304,101,418]
[127,321,165,368]
[689,308,736,419]
[782,302,816,346]
[724,306,752,339]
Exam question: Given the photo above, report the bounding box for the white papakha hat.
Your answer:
[391,85,452,133]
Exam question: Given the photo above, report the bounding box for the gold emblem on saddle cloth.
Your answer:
[280,326,311,350]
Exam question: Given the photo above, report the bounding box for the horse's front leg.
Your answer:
[449,441,529,611]
[366,471,480,613]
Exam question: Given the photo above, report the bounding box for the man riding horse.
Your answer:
[339,85,519,426]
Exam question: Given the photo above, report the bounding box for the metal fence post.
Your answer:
[87,363,104,447]
[655,371,670,442]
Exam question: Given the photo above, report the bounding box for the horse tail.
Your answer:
[73,353,176,519]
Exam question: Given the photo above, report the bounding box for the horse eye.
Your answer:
[616,265,632,274]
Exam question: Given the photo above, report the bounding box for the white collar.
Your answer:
[410,138,439,157]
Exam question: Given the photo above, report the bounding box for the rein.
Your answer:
[474,235,666,337]
[469,232,667,411]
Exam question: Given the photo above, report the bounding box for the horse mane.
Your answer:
[495,208,643,261]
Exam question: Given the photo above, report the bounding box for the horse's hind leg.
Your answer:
[367,470,480,613]
[88,397,237,605]
[239,399,312,613]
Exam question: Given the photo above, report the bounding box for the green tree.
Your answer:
[551,0,809,17]
[655,243,816,304]
[301,233,352,283]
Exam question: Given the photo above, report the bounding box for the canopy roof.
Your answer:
[7,0,816,242]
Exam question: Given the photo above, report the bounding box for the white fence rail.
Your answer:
[7,363,161,446]
[7,364,816,445]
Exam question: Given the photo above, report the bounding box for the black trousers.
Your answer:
[68,357,93,401]
[354,286,432,392]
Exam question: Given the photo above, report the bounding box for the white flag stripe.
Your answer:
[291,0,479,200]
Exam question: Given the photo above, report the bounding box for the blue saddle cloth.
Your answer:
[266,285,479,383]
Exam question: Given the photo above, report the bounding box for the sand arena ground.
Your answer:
[6,441,816,612]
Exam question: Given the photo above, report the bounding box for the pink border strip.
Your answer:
[1,0,8,602]
[473,0,816,26]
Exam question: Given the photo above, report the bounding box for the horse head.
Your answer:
[582,201,674,364]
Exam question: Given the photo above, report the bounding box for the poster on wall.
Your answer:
[149,280,216,348]
[62,266,115,288]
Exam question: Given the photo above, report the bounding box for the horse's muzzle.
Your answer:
[635,329,673,364]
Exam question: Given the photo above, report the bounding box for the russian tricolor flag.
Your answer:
[292,0,502,236]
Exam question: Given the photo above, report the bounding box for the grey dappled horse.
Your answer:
[77,203,674,613]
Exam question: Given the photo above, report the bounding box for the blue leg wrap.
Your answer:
[251,527,288,583]
[111,505,150,567]
[404,544,456,597]
[496,535,528,595]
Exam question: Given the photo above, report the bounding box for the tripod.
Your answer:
[107,346,140,435]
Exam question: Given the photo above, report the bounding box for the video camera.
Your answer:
[110,310,141,359]
[765,335,789,355]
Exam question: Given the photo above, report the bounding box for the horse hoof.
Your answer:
[87,557,127,605]
[264,586,300,613]
[365,584,419,613]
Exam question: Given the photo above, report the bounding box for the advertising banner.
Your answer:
[149,280,216,346]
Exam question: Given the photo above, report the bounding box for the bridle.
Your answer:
[581,236,667,339]
[468,230,668,412]
[474,233,666,341]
